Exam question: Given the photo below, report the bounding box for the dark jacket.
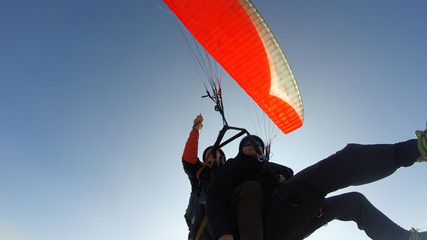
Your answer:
[183,160,216,193]
[206,153,293,238]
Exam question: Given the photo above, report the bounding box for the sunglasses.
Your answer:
[243,139,262,148]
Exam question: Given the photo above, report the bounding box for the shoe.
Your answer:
[415,127,427,162]
[410,228,427,240]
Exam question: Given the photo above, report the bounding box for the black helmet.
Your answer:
[202,146,226,167]
[239,135,265,153]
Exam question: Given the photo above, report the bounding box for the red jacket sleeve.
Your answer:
[182,129,199,164]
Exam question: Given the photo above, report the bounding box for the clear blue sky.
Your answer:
[0,0,426,239]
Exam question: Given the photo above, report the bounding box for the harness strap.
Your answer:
[195,216,208,240]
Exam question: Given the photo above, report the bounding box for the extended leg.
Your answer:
[295,139,419,195]
[296,192,410,240]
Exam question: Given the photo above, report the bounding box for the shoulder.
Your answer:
[269,162,287,168]
[269,162,294,176]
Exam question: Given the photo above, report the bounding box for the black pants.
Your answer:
[296,192,410,240]
[265,139,419,240]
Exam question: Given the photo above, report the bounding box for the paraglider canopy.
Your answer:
[163,0,304,134]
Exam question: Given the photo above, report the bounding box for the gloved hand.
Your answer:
[193,115,203,131]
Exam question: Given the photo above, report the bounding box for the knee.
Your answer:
[239,181,263,195]
[232,181,264,205]
[343,192,369,207]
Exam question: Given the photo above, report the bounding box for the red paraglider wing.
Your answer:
[164,0,303,133]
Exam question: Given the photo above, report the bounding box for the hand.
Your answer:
[218,235,234,240]
[193,114,203,131]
